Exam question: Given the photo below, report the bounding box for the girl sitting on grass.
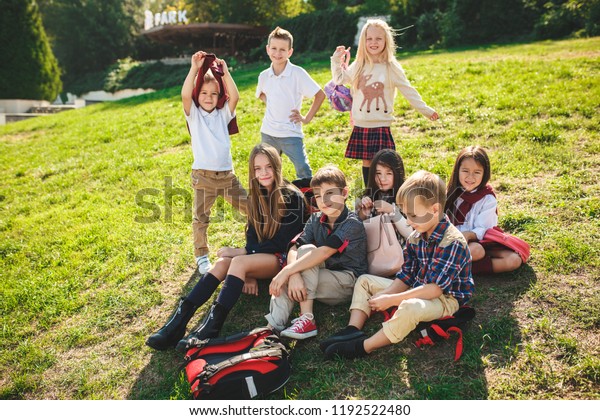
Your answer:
[146,144,306,351]
[355,148,412,242]
[445,146,524,274]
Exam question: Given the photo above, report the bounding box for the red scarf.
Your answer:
[449,184,496,226]
[191,53,239,135]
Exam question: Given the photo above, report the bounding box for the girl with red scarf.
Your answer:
[445,146,524,274]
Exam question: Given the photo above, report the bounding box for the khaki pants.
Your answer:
[192,169,247,257]
[265,244,356,331]
[350,274,459,343]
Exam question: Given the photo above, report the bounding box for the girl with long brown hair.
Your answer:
[147,144,305,351]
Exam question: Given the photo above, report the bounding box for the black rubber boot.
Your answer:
[146,298,199,351]
[176,302,230,352]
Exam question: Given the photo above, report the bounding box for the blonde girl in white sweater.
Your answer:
[331,19,439,185]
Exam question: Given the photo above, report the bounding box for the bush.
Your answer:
[0,0,62,101]
[586,0,600,36]
[63,59,189,96]
[274,7,359,52]
[534,1,585,39]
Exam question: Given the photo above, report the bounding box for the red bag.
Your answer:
[184,327,290,400]
[480,226,530,263]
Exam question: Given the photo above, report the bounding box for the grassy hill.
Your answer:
[1,37,599,400]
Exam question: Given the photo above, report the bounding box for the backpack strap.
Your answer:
[184,327,275,363]
[184,326,273,355]
[415,323,464,362]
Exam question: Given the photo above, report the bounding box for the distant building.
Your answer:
[141,9,268,57]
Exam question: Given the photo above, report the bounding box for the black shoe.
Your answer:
[324,336,368,360]
[176,301,230,352]
[319,326,366,352]
[146,298,198,351]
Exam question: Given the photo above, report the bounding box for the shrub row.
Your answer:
[274,0,600,52]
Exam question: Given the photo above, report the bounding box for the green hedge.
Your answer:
[274,7,360,53]
[63,59,189,96]
[269,0,600,52]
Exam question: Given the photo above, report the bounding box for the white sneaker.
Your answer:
[196,255,212,275]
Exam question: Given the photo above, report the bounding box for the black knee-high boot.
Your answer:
[176,301,230,352]
[146,298,199,350]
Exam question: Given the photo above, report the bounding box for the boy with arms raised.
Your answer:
[256,27,325,179]
[321,170,474,358]
[183,51,247,274]
[265,165,367,339]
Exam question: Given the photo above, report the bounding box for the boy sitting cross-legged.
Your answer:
[321,170,474,359]
[265,165,368,339]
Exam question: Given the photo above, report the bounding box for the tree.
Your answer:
[0,0,62,100]
[38,0,142,82]
[187,0,307,26]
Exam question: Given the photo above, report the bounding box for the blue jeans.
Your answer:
[261,133,312,179]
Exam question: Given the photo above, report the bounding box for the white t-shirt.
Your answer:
[185,102,234,171]
[255,61,321,138]
[455,193,498,241]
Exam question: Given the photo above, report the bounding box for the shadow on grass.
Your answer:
[127,270,200,400]
[127,264,537,400]
[406,263,538,399]
[126,275,273,400]
[282,264,537,400]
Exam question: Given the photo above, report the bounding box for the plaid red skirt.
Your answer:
[345,126,395,160]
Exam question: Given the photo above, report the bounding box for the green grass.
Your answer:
[1,37,599,400]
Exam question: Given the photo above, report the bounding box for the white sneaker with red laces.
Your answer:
[280,313,318,339]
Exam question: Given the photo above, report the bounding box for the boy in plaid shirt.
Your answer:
[321,170,474,359]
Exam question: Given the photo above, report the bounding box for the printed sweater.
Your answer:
[331,56,435,128]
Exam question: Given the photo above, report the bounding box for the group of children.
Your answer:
[146,20,524,362]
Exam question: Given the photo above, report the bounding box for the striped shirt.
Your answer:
[396,216,474,304]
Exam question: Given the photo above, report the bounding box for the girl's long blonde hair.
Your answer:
[353,19,399,91]
[247,144,287,242]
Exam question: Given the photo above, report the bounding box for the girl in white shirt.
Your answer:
[446,146,523,274]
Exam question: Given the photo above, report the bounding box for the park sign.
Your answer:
[144,9,188,30]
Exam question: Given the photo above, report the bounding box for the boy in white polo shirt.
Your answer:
[183,51,247,274]
[256,27,326,179]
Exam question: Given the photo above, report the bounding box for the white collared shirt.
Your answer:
[185,102,234,171]
[455,193,498,240]
[255,61,321,138]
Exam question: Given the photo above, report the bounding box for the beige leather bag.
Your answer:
[363,214,404,277]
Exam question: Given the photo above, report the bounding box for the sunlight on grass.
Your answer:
[1,37,599,400]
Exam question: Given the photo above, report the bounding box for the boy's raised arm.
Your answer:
[218,58,239,113]
[182,51,205,116]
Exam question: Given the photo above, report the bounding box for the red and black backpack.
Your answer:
[184,327,290,400]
